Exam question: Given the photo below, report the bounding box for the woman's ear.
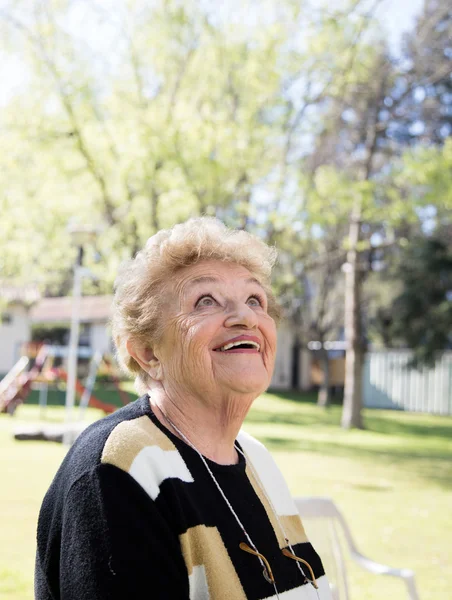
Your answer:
[126,339,163,381]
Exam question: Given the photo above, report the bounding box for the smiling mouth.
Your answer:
[214,341,261,353]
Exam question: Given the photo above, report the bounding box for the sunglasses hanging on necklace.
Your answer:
[234,444,319,591]
[159,410,320,599]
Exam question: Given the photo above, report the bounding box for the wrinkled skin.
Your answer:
[128,260,277,463]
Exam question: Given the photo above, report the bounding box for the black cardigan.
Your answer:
[35,395,330,599]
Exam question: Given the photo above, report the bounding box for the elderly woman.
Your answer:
[36,218,331,600]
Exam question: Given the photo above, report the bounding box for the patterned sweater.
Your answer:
[36,395,332,599]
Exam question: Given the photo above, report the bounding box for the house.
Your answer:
[0,283,40,375]
[0,290,112,376]
[29,295,113,356]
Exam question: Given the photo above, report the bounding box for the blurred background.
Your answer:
[0,0,451,599]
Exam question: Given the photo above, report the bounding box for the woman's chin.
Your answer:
[220,373,269,395]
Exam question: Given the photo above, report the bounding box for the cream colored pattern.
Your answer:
[101,415,176,471]
[239,436,309,549]
[180,525,247,600]
[245,465,308,548]
[237,430,300,516]
[101,415,194,499]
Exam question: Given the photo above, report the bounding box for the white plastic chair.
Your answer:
[294,496,420,600]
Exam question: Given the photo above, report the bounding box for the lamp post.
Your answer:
[63,225,97,446]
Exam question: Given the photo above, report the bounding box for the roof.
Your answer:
[0,282,40,305]
[30,295,113,323]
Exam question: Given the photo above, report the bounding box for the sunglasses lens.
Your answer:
[263,568,273,584]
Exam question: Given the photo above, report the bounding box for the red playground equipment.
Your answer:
[0,344,130,416]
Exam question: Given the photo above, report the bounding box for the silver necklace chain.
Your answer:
[159,410,281,598]
[158,410,321,598]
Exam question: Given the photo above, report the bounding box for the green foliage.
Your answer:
[0,0,406,298]
[0,0,294,293]
[377,237,452,367]
[398,139,452,210]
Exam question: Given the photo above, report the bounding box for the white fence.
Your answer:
[363,351,452,415]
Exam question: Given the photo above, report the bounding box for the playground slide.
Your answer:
[0,347,48,414]
[1,345,130,416]
[56,368,117,414]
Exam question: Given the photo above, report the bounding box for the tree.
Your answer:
[275,231,346,406]
[263,2,398,414]
[391,0,452,146]
[377,236,452,366]
[299,46,397,428]
[297,0,452,428]
[307,238,345,408]
[0,0,293,292]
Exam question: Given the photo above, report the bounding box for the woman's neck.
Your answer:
[149,389,254,465]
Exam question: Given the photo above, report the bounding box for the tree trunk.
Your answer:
[341,210,365,429]
[317,348,331,407]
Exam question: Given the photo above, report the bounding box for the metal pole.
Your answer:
[64,248,83,446]
[39,382,48,421]
[79,351,102,422]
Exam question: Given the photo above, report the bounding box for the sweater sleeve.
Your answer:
[35,463,189,600]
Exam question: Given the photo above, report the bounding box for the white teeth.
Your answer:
[218,340,260,351]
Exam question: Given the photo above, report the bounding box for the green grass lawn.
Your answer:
[1,391,451,599]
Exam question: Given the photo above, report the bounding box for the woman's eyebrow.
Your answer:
[185,276,264,291]
[246,277,265,290]
[185,276,219,290]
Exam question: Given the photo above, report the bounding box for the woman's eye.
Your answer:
[195,294,263,308]
[196,295,216,307]
[247,295,263,307]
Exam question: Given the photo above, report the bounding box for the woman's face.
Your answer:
[152,260,277,401]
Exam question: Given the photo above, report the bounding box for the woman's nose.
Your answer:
[224,303,258,329]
